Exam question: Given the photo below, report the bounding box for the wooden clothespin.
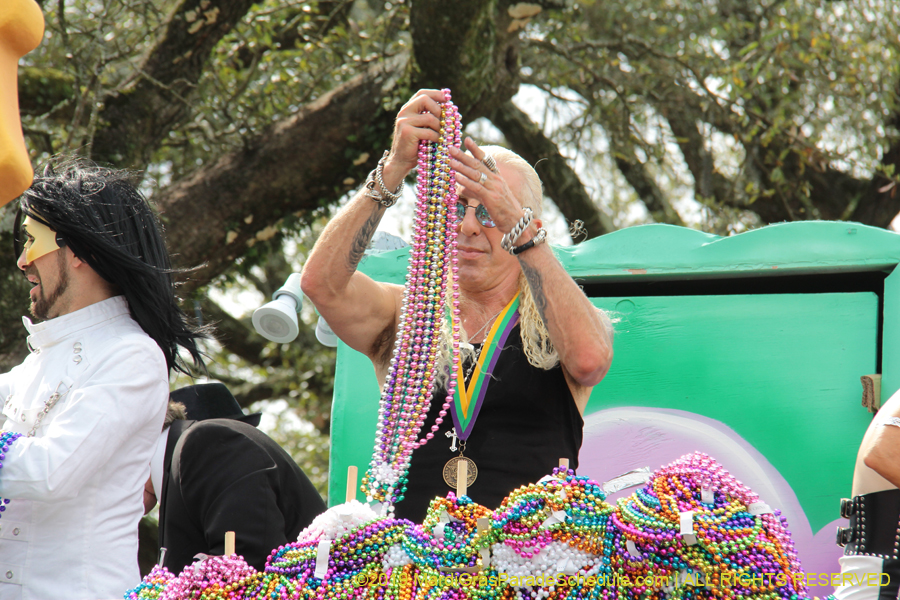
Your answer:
[476,517,489,533]
[346,465,358,503]
[224,531,235,556]
[861,374,882,413]
[476,517,491,568]
[457,460,468,498]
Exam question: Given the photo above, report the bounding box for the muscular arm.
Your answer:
[301,90,446,376]
[853,390,900,495]
[517,245,613,389]
[301,187,403,368]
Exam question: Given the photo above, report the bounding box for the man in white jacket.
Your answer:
[0,161,205,599]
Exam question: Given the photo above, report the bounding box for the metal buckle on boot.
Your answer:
[841,497,856,519]
[836,526,854,547]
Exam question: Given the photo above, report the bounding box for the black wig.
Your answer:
[17,160,206,375]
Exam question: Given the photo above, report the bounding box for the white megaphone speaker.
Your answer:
[252,273,303,343]
[315,314,338,347]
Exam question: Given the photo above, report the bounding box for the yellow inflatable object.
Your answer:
[0,0,43,207]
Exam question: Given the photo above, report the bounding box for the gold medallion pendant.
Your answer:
[443,455,477,488]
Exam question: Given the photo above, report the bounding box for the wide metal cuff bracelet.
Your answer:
[365,150,404,208]
[836,489,900,558]
[501,207,534,255]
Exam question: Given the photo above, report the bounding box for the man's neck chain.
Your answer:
[465,307,504,345]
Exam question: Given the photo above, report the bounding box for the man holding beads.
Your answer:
[302,89,613,521]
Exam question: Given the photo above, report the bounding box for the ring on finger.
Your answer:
[482,154,499,174]
[478,172,488,185]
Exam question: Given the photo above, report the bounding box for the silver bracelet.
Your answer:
[512,227,548,256]
[880,416,900,428]
[501,207,534,255]
[364,151,404,207]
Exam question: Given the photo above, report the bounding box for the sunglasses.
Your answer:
[453,201,496,228]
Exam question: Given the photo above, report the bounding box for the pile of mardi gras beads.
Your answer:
[126,555,260,600]
[374,495,497,600]
[611,453,806,600]
[127,454,816,600]
[404,493,493,571]
[0,432,23,519]
[483,467,615,600]
[268,517,407,581]
[260,501,412,598]
[489,467,615,578]
[125,565,174,599]
[362,89,463,509]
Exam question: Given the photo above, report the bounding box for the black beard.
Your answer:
[31,251,70,320]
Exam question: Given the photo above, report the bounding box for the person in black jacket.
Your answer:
[143,383,325,573]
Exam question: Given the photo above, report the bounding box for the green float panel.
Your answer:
[330,341,383,505]
[330,293,876,529]
[585,293,876,533]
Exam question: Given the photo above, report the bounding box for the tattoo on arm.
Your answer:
[346,208,383,273]
[520,262,549,326]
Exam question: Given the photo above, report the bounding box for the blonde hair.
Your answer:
[517,272,560,369]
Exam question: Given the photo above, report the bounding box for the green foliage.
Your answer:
[145,0,409,192]
[0,206,32,370]
[20,0,177,160]
[520,0,899,221]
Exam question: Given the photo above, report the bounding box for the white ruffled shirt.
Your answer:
[0,297,168,599]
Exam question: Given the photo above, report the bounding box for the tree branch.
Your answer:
[90,0,259,168]
[611,151,686,226]
[488,100,613,238]
[661,105,735,206]
[157,56,408,290]
[410,0,522,119]
[231,1,353,69]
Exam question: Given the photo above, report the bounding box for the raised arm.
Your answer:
[301,90,447,373]
[449,139,613,407]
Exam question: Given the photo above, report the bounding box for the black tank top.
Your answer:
[396,324,583,522]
